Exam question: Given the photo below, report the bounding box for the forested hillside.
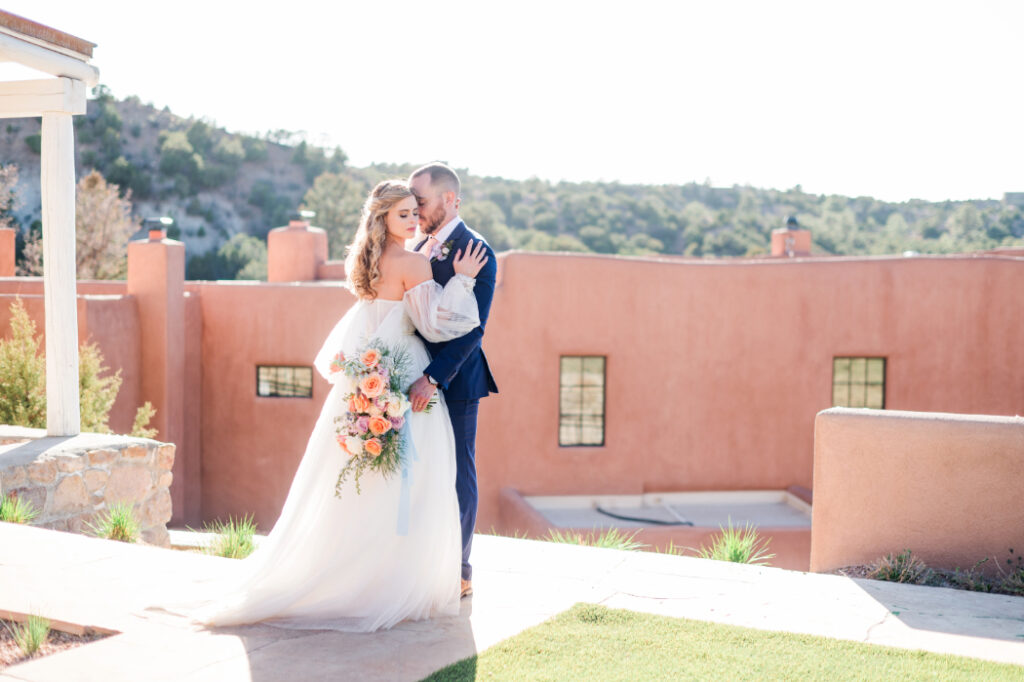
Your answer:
[2,89,1022,280]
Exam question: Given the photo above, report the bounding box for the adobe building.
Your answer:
[1,216,1022,571]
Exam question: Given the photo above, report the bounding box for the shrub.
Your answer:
[201,515,257,558]
[241,136,268,162]
[5,614,50,657]
[212,137,245,168]
[89,502,140,542]
[0,492,39,524]
[130,401,157,439]
[545,527,646,551]
[186,233,267,280]
[696,520,775,565]
[24,134,41,155]
[158,130,203,183]
[868,549,929,583]
[0,298,46,426]
[0,298,157,436]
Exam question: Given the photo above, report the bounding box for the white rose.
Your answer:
[344,436,363,455]
[368,404,382,417]
[386,400,406,417]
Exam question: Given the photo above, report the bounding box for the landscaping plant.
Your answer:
[202,515,257,559]
[696,519,775,565]
[88,503,141,543]
[0,492,39,524]
[545,527,646,552]
[0,298,156,437]
[868,549,930,584]
[5,615,50,658]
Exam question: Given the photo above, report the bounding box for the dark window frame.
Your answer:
[558,355,606,447]
[256,365,314,398]
[832,356,886,409]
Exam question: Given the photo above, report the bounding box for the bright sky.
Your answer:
[6,1,1024,202]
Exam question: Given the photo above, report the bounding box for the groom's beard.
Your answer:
[421,210,444,235]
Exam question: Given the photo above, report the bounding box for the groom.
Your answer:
[407,162,498,599]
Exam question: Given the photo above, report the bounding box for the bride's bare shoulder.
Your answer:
[384,248,431,290]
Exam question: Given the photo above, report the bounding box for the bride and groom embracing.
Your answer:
[155,163,498,632]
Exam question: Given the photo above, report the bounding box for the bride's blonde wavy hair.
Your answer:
[345,180,414,299]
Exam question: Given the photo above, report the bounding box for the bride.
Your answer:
[160,180,487,632]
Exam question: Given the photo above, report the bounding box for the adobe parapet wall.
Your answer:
[810,408,1024,575]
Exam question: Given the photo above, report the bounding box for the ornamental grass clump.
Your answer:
[868,549,929,584]
[544,527,646,551]
[5,614,50,658]
[696,520,775,566]
[88,503,141,543]
[203,515,257,559]
[0,492,39,524]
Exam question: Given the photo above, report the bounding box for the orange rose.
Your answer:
[360,374,386,399]
[349,393,371,413]
[364,438,383,457]
[368,416,392,436]
[360,349,381,370]
[329,351,345,374]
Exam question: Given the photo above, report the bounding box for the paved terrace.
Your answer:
[0,523,1022,680]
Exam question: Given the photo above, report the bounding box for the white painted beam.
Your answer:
[0,31,98,86]
[0,77,85,118]
[41,111,80,436]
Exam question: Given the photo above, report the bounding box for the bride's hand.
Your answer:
[452,240,488,278]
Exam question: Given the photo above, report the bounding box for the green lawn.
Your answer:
[423,603,1023,681]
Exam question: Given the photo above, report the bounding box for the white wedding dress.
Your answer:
[152,275,480,633]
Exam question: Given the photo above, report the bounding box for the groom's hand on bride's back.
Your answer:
[409,374,437,412]
[452,240,488,278]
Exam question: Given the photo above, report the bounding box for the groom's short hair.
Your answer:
[411,162,460,197]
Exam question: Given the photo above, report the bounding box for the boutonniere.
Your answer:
[430,239,455,263]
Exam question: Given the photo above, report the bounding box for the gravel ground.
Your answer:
[0,619,109,671]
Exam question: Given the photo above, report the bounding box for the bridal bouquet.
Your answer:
[329,340,426,497]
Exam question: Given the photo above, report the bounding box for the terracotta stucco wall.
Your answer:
[192,281,355,527]
[475,253,1024,531]
[810,408,1024,574]
[3,252,1022,538]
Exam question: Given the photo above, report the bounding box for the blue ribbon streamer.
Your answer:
[395,412,419,536]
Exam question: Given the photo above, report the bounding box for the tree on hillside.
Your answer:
[0,163,18,231]
[76,170,141,279]
[186,233,267,280]
[301,172,367,258]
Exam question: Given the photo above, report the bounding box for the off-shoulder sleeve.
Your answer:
[403,274,480,342]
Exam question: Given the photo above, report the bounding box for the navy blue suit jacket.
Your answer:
[416,221,499,400]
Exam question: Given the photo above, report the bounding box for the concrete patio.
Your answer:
[0,522,1022,680]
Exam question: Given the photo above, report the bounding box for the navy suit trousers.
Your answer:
[446,398,479,581]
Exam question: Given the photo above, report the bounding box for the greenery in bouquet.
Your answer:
[330,340,429,497]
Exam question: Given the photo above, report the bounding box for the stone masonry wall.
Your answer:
[0,426,175,546]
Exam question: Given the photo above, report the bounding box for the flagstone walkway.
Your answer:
[0,523,1022,680]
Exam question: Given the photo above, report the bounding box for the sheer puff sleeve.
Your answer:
[403,274,480,342]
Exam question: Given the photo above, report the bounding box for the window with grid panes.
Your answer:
[257,366,313,398]
[832,357,885,409]
[559,356,605,446]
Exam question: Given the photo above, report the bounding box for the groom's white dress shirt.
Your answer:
[432,216,462,244]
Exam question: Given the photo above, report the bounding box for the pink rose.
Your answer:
[355,416,369,434]
[389,415,405,430]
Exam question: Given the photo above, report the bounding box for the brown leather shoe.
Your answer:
[460,578,473,598]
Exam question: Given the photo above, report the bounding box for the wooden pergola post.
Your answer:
[0,12,98,436]
[41,107,79,435]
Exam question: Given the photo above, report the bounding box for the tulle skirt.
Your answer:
[150,312,462,632]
